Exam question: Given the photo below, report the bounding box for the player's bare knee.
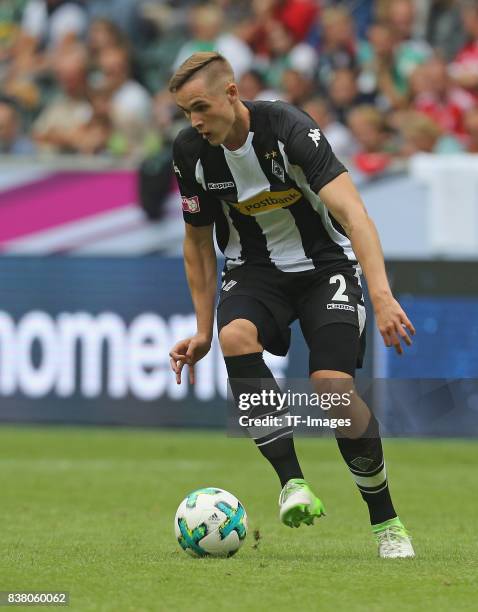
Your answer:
[219,319,262,356]
[310,370,372,438]
[310,370,352,394]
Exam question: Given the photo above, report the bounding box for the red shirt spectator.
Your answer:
[274,0,318,42]
[244,0,318,57]
[415,88,475,136]
[449,2,478,96]
[450,40,478,85]
[413,59,475,136]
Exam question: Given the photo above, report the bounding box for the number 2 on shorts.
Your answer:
[329,274,349,302]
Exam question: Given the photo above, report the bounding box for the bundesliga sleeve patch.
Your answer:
[181,195,200,213]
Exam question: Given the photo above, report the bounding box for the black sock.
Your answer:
[335,415,397,525]
[225,352,303,487]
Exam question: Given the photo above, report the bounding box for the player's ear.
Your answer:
[226,82,238,103]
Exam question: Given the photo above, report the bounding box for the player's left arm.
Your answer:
[279,103,414,353]
[318,173,415,354]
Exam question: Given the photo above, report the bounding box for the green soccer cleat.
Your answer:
[373,517,415,558]
[279,479,326,528]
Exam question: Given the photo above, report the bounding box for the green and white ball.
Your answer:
[174,487,247,558]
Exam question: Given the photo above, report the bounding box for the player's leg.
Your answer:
[310,361,414,558]
[218,296,324,527]
[219,310,303,486]
[298,270,414,556]
[307,324,400,519]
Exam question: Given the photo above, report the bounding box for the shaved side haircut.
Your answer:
[168,52,235,94]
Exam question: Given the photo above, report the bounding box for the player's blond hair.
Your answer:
[168,52,234,93]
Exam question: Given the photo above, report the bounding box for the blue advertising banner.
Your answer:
[0,257,476,435]
[0,257,311,427]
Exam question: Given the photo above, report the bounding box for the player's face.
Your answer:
[175,76,236,146]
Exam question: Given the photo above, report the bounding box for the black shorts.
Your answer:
[217,264,366,375]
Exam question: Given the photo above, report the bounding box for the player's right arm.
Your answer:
[169,130,218,385]
[170,223,217,385]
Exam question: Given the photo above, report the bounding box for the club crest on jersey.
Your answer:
[308,128,321,147]
[181,195,200,213]
[271,158,285,183]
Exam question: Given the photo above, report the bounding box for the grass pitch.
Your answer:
[0,426,476,612]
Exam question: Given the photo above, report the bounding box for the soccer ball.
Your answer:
[174,487,248,558]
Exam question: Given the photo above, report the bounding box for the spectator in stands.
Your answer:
[262,20,297,89]
[326,0,374,40]
[87,19,129,69]
[2,0,475,167]
[173,3,253,80]
[0,97,35,154]
[449,0,478,97]
[210,0,252,25]
[329,68,373,125]
[86,0,143,46]
[386,0,421,41]
[20,0,87,50]
[32,43,92,152]
[347,105,392,154]
[386,0,432,88]
[240,0,318,57]
[238,69,282,101]
[408,62,432,98]
[258,22,317,93]
[412,57,475,137]
[463,106,478,153]
[3,0,88,117]
[464,107,478,153]
[97,44,154,157]
[271,0,318,42]
[399,110,464,154]
[426,0,466,61]
[238,70,267,100]
[315,6,358,90]
[1,60,42,120]
[64,86,112,155]
[281,67,314,106]
[0,0,27,65]
[302,96,357,161]
[358,23,406,110]
[360,0,431,103]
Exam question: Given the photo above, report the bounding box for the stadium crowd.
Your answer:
[1,0,478,175]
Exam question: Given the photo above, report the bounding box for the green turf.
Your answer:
[0,426,476,612]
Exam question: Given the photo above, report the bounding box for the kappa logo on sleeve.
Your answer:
[221,279,237,292]
[181,195,200,213]
[307,128,321,147]
[173,161,182,177]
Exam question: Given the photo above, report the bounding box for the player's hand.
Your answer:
[169,333,212,385]
[374,294,416,355]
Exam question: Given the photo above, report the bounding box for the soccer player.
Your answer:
[168,52,415,558]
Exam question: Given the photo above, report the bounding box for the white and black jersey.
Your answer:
[173,100,357,274]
